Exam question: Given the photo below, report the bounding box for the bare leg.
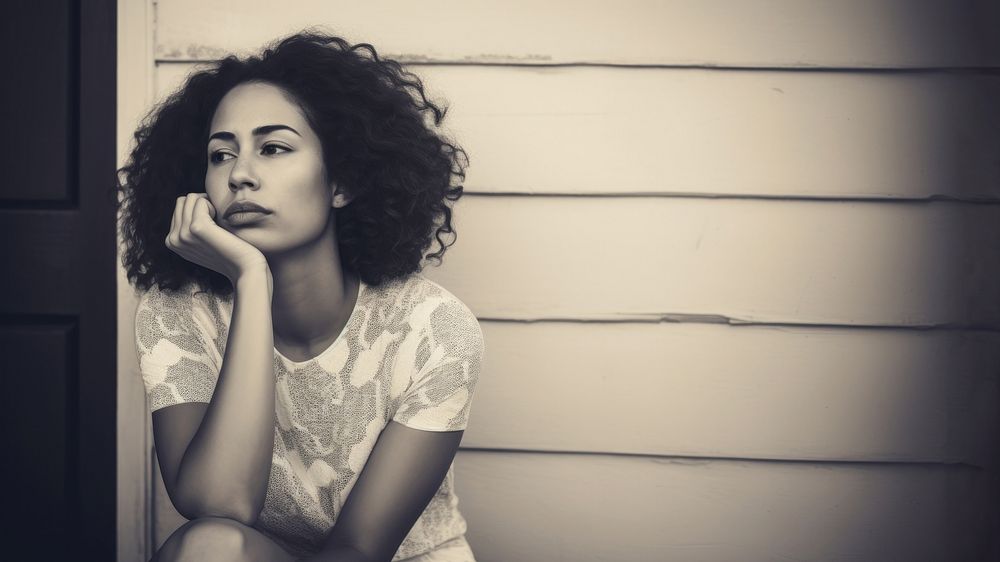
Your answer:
[151,516,299,562]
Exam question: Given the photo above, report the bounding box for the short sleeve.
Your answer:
[134,284,221,413]
[392,298,486,432]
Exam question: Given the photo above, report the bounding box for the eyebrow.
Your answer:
[208,124,301,142]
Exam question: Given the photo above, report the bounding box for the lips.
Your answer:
[224,201,272,220]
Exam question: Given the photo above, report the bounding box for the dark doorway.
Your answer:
[0,0,117,559]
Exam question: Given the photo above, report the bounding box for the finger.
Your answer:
[168,195,185,246]
[204,196,218,220]
[181,193,199,238]
[196,193,216,220]
[192,196,214,229]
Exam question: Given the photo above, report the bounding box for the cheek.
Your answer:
[293,198,332,227]
[203,181,222,201]
[289,189,334,231]
[203,176,227,212]
[204,167,222,191]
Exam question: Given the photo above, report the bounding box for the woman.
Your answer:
[118,29,485,562]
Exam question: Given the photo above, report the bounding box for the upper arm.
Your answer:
[320,421,465,561]
[151,401,210,517]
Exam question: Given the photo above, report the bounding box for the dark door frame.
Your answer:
[0,0,117,558]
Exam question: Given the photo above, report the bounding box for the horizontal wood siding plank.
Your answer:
[155,64,1000,201]
[465,323,1000,465]
[453,451,993,561]
[420,197,1000,326]
[155,0,1000,68]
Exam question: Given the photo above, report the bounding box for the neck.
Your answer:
[266,217,358,348]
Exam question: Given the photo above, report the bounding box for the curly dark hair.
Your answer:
[117,28,468,296]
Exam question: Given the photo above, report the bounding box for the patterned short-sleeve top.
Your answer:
[133,272,486,560]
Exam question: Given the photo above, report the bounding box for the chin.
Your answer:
[246,233,317,258]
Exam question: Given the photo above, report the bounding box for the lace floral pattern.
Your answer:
[134,273,485,560]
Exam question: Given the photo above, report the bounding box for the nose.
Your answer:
[228,156,259,191]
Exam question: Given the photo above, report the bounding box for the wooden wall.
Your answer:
[119,1,1000,560]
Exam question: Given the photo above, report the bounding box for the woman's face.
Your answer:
[205,81,341,256]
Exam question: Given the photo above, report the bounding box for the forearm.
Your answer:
[176,268,276,523]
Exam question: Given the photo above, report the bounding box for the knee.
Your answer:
[153,517,249,562]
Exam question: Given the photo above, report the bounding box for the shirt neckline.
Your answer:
[273,277,366,368]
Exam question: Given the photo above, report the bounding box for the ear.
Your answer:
[331,183,353,209]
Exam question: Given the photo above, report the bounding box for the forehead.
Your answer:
[210,82,309,132]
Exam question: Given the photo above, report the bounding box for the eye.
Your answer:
[262,143,291,156]
[209,150,233,164]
